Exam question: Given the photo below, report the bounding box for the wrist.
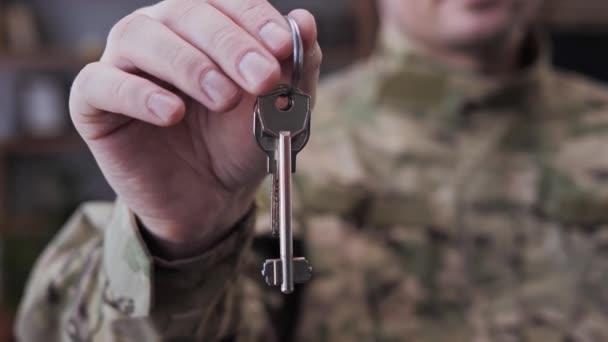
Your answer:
[137,189,256,260]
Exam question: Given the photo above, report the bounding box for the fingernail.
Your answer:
[239,52,276,88]
[201,70,238,105]
[147,93,179,121]
[259,21,291,53]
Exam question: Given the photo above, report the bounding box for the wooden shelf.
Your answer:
[0,134,82,221]
[0,51,96,71]
[545,1,608,32]
[0,217,50,238]
[0,133,85,155]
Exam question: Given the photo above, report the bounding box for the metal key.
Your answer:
[254,16,313,294]
[255,95,313,293]
[254,86,311,236]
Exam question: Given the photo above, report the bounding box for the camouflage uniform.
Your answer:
[16,28,608,341]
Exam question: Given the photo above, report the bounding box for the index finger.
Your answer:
[147,0,293,59]
[207,0,293,58]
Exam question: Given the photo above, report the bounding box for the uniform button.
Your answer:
[117,298,135,315]
[103,281,135,316]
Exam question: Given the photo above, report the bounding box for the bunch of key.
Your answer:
[254,16,312,294]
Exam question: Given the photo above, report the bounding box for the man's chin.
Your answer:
[442,20,515,50]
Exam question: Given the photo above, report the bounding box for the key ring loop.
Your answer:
[285,16,304,94]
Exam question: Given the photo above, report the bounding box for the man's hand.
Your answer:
[69,0,322,258]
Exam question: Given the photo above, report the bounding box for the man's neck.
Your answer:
[387,24,529,78]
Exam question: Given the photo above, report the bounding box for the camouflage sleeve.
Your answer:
[15,199,255,341]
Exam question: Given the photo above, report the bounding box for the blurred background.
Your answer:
[0,0,607,340]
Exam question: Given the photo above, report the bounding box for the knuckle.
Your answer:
[73,63,96,91]
[69,62,101,118]
[133,0,185,21]
[133,5,153,15]
[112,74,132,104]
[167,45,209,80]
[238,0,269,25]
[208,96,237,113]
[108,13,148,47]
[210,25,244,52]
[72,63,102,106]
[171,0,202,25]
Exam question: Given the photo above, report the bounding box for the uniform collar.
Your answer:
[373,27,552,119]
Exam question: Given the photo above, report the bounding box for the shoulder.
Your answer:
[15,202,112,341]
[551,69,608,98]
[544,68,608,118]
[542,67,608,145]
[41,201,113,254]
[543,69,608,150]
[540,69,608,224]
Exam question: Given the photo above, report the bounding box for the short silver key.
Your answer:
[254,86,311,173]
[254,87,310,236]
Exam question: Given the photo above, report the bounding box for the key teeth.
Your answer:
[261,259,281,287]
[261,258,313,290]
[294,257,313,283]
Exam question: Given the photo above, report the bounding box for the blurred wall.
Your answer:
[545,0,608,84]
[546,0,608,30]
[31,0,152,50]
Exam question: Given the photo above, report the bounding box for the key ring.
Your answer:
[284,16,304,94]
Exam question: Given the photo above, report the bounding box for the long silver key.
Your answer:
[254,16,312,294]
[254,88,313,294]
